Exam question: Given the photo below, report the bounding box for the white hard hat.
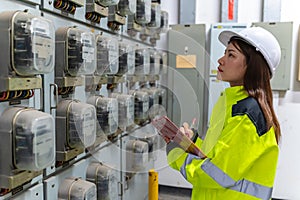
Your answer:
[218,26,281,77]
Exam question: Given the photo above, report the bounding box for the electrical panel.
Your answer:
[87,96,118,136]
[252,22,293,91]
[86,162,118,200]
[58,177,97,200]
[0,0,166,199]
[135,47,150,75]
[119,41,135,75]
[95,35,119,76]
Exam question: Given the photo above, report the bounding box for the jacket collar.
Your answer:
[222,86,248,106]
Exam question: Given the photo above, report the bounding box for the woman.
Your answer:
[166,27,281,200]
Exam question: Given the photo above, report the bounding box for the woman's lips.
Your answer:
[218,67,223,72]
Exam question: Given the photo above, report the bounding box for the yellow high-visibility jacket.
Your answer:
[167,86,279,200]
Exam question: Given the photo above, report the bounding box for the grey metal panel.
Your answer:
[167,24,208,135]
[179,0,196,24]
[263,0,281,22]
[252,22,293,91]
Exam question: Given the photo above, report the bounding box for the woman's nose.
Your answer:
[218,57,224,65]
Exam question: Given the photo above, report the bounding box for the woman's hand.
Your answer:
[180,122,194,139]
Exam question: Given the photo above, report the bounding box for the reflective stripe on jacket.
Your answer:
[167,86,279,200]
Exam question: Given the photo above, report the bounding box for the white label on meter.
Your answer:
[33,36,53,59]
[82,46,95,63]
[32,19,50,36]
[33,134,53,155]
[81,33,92,45]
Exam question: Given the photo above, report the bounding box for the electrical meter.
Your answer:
[56,100,97,152]
[135,48,150,75]
[118,42,135,75]
[0,107,55,172]
[110,93,134,129]
[95,35,119,76]
[160,10,169,33]
[0,10,55,76]
[147,3,161,29]
[126,140,148,172]
[86,162,118,200]
[129,90,149,125]
[55,27,96,77]
[141,87,159,108]
[149,49,160,75]
[118,0,136,16]
[58,177,97,200]
[87,96,118,136]
[96,0,120,6]
[135,0,151,25]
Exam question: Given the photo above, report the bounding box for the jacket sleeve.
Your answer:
[167,114,278,189]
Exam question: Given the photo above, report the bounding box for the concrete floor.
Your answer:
[158,185,192,200]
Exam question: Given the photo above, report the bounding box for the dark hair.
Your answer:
[230,38,281,143]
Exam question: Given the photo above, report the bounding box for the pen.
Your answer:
[190,118,197,130]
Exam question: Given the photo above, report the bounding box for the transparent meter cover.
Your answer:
[14,109,55,171]
[147,3,161,29]
[149,49,160,75]
[118,42,135,75]
[118,0,137,16]
[66,28,96,76]
[96,35,119,75]
[126,140,148,171]
[111,93,134,128]
[87,96,118,135]
[68,102,96,148]
[86,163,118,200]
[141,87,159,108]
[135,48,150,75]
[12,12,55,76]
[96,0,120,6]
[135,0,151,24]
[160,11,169,33]
[129,90,149,123]
[58,177,97,200]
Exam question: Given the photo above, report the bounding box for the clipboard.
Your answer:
[152,116,206,159]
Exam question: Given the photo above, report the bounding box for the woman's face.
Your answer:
[217,42,247,87]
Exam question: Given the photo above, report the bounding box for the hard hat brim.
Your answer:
[218,30,250,47]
